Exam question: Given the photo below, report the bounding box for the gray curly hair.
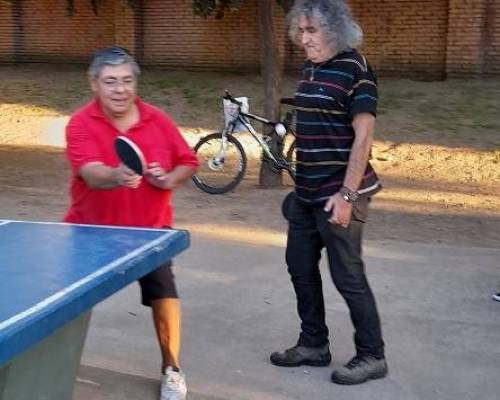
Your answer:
[287,0,363,55]
[88,46,141,79]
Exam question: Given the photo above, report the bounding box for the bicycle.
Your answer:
[191,90,296,194]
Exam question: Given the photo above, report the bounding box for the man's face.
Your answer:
[90,63,137,117]
[298,14,335,63]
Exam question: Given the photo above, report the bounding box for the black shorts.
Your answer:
[138,260,179,307]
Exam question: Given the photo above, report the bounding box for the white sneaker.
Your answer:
[161,366,187,400]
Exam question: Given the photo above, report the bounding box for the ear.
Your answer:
[89,77,98,93]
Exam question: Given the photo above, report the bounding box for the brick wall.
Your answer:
[286,0,449,79]
[0,1,13,62]
[141,0,285,70]
[484,0,500,75]
[353,0,449,80]
[446,0,488,77]
[113,1,137,55]
[0,0,499,78]
[15,0,115,63]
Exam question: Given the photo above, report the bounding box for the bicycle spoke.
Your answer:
[192,133,247,194]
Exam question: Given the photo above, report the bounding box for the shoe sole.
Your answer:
[270,358,331,367]
[331,369,388,385]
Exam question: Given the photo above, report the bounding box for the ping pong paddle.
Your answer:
[114,136,147,176]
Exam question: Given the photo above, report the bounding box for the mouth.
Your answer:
[111,99,128,106]
[304,46,317,55]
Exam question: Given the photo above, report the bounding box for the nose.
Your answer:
[113,82,126,93]
[301,31,311,46]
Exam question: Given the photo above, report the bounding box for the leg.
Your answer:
[138,261,182,371]
[285,195,328,347]
[315,200,387,384]
[316,200,384,358]
[139,262,187,399]
[153,299,187,400]
[152,298,181,371]
[270,193,331,367]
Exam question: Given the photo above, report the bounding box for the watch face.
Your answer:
[340,187,358,203]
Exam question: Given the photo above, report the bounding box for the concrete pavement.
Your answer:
[73,232,500,400]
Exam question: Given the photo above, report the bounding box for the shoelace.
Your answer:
[345,356,363,369]
[165,371,185,390]
[285,345,300,354]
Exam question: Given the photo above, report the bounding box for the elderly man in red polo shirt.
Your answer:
[64,46,198,400]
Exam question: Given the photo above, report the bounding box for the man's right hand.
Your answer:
[115,163,142,188]
[80,161,142,189]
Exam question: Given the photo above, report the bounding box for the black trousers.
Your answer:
[282,193,385,358]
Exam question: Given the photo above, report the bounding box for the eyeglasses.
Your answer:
[100,77,136,90]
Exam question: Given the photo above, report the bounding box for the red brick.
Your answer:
[0,0,499,78]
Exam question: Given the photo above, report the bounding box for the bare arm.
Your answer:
[80,162,142,189]
[343,112,375,191]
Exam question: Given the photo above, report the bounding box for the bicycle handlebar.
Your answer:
[225,90,296,109]
[223,90,242,106]
[222,90,296,129]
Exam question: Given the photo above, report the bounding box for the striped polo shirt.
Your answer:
[294,49,381,206]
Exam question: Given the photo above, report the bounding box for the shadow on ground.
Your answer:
[76,366,227,400]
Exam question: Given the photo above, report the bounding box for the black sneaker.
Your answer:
[331,355,388,385]
[270,344,331,367]
[492,292,500,302]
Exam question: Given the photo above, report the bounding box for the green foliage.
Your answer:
[1,0,291,17]
[65,0,139,16]
[193,0,292,18]
[193,0,244,19]
[276,0,294,12]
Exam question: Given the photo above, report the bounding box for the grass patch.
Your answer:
[0,66,499,150]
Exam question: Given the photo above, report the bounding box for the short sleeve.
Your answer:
[161,114,199,169]
[349,57,378,119]
[65,117,103,175]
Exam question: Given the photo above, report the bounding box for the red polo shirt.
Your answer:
[64,97,198,228]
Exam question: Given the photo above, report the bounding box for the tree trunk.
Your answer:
[257,0,283,188]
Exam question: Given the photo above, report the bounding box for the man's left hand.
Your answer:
[146,162,176,190]
[324,193,353,228]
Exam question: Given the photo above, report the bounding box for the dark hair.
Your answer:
[88,46,140,79]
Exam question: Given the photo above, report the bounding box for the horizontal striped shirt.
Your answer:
[294,49,381,205]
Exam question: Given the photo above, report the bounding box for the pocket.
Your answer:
[281,191,296,220]
[351,198,369,223]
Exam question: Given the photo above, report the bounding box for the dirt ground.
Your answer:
[0,65,499,249]
[0,142,498,249]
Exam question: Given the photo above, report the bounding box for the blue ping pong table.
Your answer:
[0,220,190,400]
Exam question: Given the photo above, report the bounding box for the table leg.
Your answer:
[0,311,91,400]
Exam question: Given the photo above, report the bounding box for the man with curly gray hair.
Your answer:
[270,0,388,385]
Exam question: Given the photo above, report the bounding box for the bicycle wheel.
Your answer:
[192,132,247,194]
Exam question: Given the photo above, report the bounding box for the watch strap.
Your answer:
[340,186,359,203]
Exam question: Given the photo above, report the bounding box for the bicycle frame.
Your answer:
[217,107,285,167]
[192,92,296,194]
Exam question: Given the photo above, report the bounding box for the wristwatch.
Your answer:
[339,186,359,203]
